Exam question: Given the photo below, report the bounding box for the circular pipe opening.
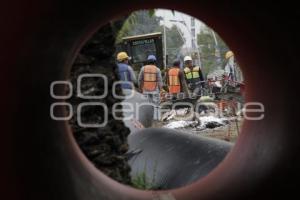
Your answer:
[47,2,284,200]
[59,6,247,197]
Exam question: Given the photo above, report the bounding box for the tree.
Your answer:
[157,25,185,65]
[197,26,230,74]
[116,10,185,66]
[116,10,162,44]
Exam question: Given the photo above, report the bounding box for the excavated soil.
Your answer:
[68,21,132,185]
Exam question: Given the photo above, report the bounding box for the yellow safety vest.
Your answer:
[184,66,200,80]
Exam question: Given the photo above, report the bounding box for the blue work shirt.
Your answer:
[117,63,136,89]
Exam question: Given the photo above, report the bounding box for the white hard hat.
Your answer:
[184,56,192,62]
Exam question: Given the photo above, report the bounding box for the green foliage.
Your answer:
[116,10,162,44]
[131,172,155,190]
[197,26,230,74]
[131,159,160,190]
[148,9,155,17]
[116,10,185,64]
[156,25,185,65]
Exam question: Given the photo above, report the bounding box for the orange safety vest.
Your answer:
[168,67,181,94]
[143,65,157,91]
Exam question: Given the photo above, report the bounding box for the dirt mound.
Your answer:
[68,21,132,185]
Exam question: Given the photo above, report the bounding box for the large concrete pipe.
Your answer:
[1,0,299,200]
[128,128,233,189]
[122,89,154,130]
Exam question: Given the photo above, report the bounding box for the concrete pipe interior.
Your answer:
[69,8,243,191]
[2,1,298,200]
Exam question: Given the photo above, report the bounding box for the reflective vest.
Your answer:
[143,65,157,91]
[168,67,181,94]
[184,66,201,85]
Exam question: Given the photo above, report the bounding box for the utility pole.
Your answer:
[191,17,196,49]
[163,16,167,69]
[190,17,201,67]
[170,18,202,68]
[211,30,221,69]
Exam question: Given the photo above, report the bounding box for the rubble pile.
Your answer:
[162,109,229,131]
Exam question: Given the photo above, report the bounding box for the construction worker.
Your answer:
[166,59,189,99]
[116,52,137,91]
[224,51,244,83]
[224,51,236,82]
[183,56,205,97]
[138,55,163,120]
[224,50,245,89]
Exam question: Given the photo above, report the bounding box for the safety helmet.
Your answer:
[117,52,130,62]
[225,51,234,59]
[147,55,157,61]
[184,56,192,62]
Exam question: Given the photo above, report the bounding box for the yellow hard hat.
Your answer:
[117,52,130,61]
[225,51,234,59]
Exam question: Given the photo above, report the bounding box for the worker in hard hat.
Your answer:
[224,51,236,81]
[138,55,163,120]
[165,59,189,99]
[116,52,137,90]
[224,51,244,84]
[183,56,205,97]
